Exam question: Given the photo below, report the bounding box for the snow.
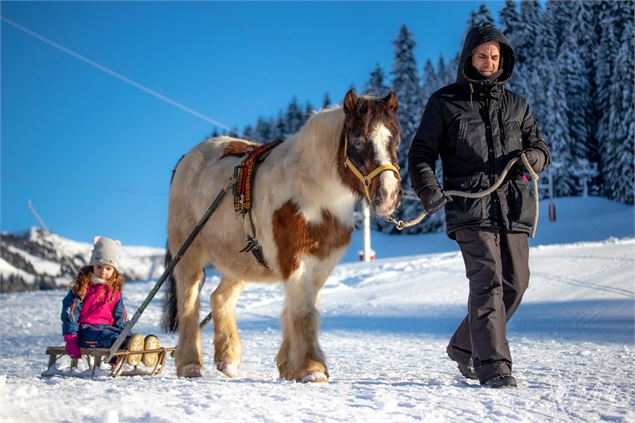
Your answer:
[0,258,35,284]
[1,196,634,422]
[0,229,166,286]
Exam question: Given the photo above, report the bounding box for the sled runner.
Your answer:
[42,345,175,378]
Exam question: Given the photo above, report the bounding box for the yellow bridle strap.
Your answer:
[344,158,400,203]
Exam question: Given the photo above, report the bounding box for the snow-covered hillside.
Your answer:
[0,228,165,292]
[0,196,633,422]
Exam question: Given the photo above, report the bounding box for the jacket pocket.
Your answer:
[444,174,487,224]
[505,177,534,226]
[503,121,522,152]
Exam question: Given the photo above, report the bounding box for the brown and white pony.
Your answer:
[162,90,401,381]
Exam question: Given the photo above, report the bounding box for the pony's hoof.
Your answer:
[178,364,203,378]
[216,360,240,378]
[301,371,329,383]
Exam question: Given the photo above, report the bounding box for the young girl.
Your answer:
[61,236,159,367]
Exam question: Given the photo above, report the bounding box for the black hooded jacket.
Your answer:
[408,23,551,238]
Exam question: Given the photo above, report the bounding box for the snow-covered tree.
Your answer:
[601,1,634,204]
[467,3,494,27]
[553,1,595,187]
[273,111,287,140]
[254,117,273,142]
[420,59,438,109]
[322,92,331,109]
[242,125,254,141]
[365,63,390,97]
[380,25,424,233]
[285,97,304,134]
[304,101,314,123]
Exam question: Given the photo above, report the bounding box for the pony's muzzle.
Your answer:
[372,172,401,216]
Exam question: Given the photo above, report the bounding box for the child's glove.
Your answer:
[64,334,81,358]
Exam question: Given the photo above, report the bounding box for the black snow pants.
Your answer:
[446,228,529,383]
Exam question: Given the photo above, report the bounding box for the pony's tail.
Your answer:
[161,243,179,332]
[162,155,185,333]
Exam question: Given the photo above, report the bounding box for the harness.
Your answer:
[232,139,284,268]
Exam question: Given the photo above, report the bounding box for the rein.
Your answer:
[386,152,541,238]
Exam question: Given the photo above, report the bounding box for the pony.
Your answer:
[162,90,402,381]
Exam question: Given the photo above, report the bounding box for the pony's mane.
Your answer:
[297,105,345,144]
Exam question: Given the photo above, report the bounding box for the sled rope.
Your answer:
[386,152,540,238]
[105,178,233,363]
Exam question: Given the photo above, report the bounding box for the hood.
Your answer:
[457,23,515,91]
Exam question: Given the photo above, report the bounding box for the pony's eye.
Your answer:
[352,138,365,149]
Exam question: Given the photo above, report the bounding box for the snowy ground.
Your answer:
[0,197,634,422]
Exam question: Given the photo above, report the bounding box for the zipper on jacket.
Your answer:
[481,98,501,223]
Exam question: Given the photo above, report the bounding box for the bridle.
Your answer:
[342,133,401,204]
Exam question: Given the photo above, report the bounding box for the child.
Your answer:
[61,236,160,367]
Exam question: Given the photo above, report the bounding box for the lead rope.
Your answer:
[386,152,540,238]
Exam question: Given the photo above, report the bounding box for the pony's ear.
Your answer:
[93,236,102,245]
[383,91,398,112]
[114,240,121,246]
[343,89,357,114]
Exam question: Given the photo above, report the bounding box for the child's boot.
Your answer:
[142,335,161,367]
[127,333,145,366]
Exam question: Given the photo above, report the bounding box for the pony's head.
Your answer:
[338,90,402,217]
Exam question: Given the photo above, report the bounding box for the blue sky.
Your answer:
[1,1,503,247]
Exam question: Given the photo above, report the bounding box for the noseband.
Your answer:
[343,134,400,204]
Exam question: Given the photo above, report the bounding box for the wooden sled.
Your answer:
[42,345,175,378]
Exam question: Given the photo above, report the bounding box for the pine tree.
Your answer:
[254,117,272,142]
[554,0,595,189]
[602,1,634,204]
[498,1,520,91]
[365,63,390,97]
[322,92,331,109]
[542,68,576,196]
[467,3,494,28]
[285,97,303,134]
[508,0,542,100]
[594,1,619,199]
[304,101,314,123]
[273,111,287,139]
[499,0,519,37]
[382,25,423,233]
[242,125,254,141]
[420,59,438,109]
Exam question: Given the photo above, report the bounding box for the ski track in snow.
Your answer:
[1,239,634,422]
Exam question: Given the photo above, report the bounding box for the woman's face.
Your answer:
[93,264,115,280]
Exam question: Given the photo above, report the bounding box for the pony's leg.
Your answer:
[174,251,206,378]
[211,276,246,377]
[278,274,328,382]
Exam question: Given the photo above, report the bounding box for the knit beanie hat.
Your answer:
[89,236,121,272]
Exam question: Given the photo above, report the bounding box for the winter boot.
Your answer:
[142,335,161,367]
[483,374,518,388]
[126,333,145,366]
[458,360,478,380]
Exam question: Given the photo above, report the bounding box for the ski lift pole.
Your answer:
[106,179,232,363]
[28,199,50,232]
[28,199,80,275]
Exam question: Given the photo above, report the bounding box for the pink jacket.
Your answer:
[79,284,123,326]
[61,284,127,335]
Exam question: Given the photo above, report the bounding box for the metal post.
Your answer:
[362,202,372,262]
